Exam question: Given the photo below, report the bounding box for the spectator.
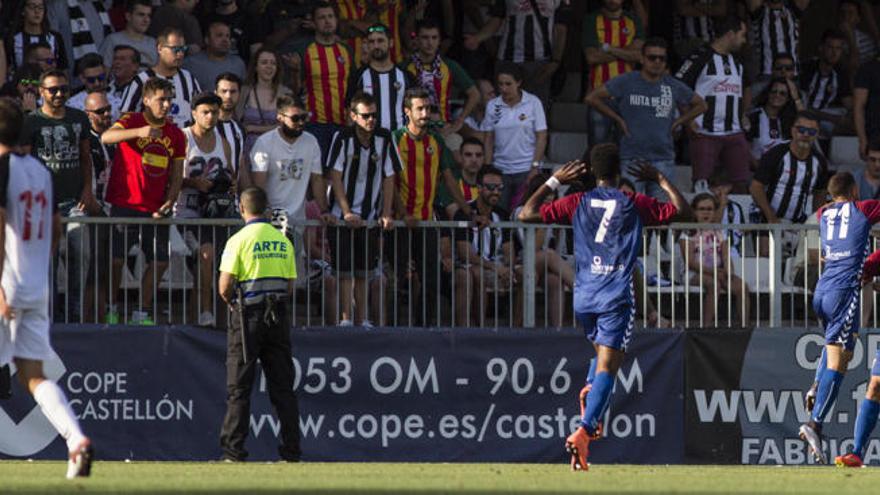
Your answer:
[184,21,246,93]
[709,178,747,258]
[147,0,202,55]
[119,28,203,129]
[673,0,729,59]
[448,167,517,327]
[23,42,58,72]
[747,77,798,161]
[249,95,327,253]
[235,48,291,160]
[19,69,98,322]
[857,137,880,200]
[749,112,828,254]
[337,0,408,66]
[287,2,354,157]
[839,0,878,72]
[392,87,471,325]
[464,0,568,105]
[461,78,495,140]
[0,64,42,112]
[746,0,809,78]
[100,77,185,325]
[109,45,140,96]
[326,91,398,327]
[99,0,157,69]
[176,93,233,327]
[82,91,114,324]
[679,192,750,327]
[5,0,68,73]
[751,53,804,98]
[251,0,315,57]
[582,0,645,146]
[347,24,417,133]
[202,0,250,62]
[403,18,480,137]
[436,136,485,219]
[46,0,113,76]
[800,29,854,147]
[66,54,122,121]
[675,16,751,193]
[215,72,246,186]
[854,38,880,159]
[586,37,706,200]
[481,63,547,210]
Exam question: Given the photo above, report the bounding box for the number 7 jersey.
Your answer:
[0,153,56,307]
[817,200,880,291]
[541,187,678,313]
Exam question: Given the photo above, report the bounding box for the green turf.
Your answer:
[3,462,880,494]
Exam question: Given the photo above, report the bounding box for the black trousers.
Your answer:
[219,301,301,461]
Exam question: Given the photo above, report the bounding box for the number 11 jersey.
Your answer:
[817,200,880,292]
[541,187,677,314]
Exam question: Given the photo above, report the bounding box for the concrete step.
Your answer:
[548,131,588,164]
[549,102,589,132]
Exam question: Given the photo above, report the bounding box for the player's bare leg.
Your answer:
[15,358,92,478]
[568,345,624,471]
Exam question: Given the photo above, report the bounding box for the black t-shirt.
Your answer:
[855,58,880,140]
[20,108,90,207]
[203,9,251,63]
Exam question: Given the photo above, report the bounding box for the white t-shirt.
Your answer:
[481,90,547,174]
[249,129,322,220]
[176,127,229,218]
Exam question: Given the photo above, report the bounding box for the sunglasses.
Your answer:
[646,54,667,62]
[367,25,389,34]
[18,78,39,87]
[41,85,69,95]
[281,113,308,123]
[796,126,819,136]
[357,112,377,120]
[87,105,112,115]
[163,45,189,55]
[481,183,504,191]
[84,74,106,84]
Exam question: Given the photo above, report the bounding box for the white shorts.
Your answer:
[0,306,53,365]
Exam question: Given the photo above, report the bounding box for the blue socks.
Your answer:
[812,368,845,424]
[853,398,880,457]
[581,371,614,436]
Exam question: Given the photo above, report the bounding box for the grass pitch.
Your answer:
[3,462,880,494]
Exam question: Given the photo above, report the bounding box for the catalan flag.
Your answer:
[392,128,454,220]
[338,0,405,66]
[302,41,353,125]
[403,56,475,123]
[582,11,643,90]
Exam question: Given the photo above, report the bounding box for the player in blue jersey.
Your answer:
[518,143,690,471]
[798,171,880,465]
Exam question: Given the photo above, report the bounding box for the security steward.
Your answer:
[218,186,301,462]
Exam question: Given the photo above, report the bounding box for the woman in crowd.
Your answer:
[746,76,801,161]
[235,48,291,158]
[4,0,67,73]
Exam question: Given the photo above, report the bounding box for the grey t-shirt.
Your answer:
[183,52,247,93]
[605,71,695,161]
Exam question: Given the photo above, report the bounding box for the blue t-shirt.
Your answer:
[817,200,880,292]
[541,187,677,314]
[604,72,695,161]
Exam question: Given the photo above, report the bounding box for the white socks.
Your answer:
[33,380,85,452]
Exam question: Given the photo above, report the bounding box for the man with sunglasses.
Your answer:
[119,27,202,129]
[586,37,705,200]
[20,69,98,323]
[67,54,122,122]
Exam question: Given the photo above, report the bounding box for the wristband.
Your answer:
[545,177,561,191]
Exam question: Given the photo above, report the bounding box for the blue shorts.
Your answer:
[576,304,635,352]
[813,288,860,351]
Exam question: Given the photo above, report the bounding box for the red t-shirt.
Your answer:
[105,112,185,213]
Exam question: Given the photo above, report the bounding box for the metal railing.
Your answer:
[53,218,851,329]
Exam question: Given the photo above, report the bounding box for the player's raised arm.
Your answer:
[517,160,587,224]
[627,161,693,223]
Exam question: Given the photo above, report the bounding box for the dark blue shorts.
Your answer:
[576,304,635,352]
[813,288,860,351]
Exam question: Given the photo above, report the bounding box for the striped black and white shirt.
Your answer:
[348,65,415,132]
[5,31,68,71]
[327,127,400,221]
[752,143,829,223]
[746,107,790,160]
[676,46,746,136]
[721,200,745,257]
[118,68,201,129]
[750,1,803,76]
[800,58,851,110]
[217,119,244,174]
[674,7,716,44]
[489,0,561,63]
[453,201,511,263]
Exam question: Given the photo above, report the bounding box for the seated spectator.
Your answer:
[183,21,246,93]
[0,63,42,112]
[680,192,751,327]
[23,42,59,72]
[436,136,484,220]
[749,111,829,255]
[99,0,157,69]
[710,178,747,258]
[201,0,250,63]
[857,137,880,200]
[799,29,854,150]
[750,53,804,109]
[461,79,494,141]
[66,54,122,121]
[235,48,291,161]
[586,37,706,200]
[147,0,202,55]
[747,77,798,161]
[481,63,547,211]
[839,0,878,72]
[108,45,141,99]
[5,0,68,73]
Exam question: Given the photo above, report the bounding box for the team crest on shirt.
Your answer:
[518,113,527,121]
[371,153,379,162]
[337,55,346,64]
[426,145,434,155]
[393,81,402,90]
[622,27,630,35]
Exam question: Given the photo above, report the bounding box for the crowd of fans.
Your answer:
[0,0,878,328]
